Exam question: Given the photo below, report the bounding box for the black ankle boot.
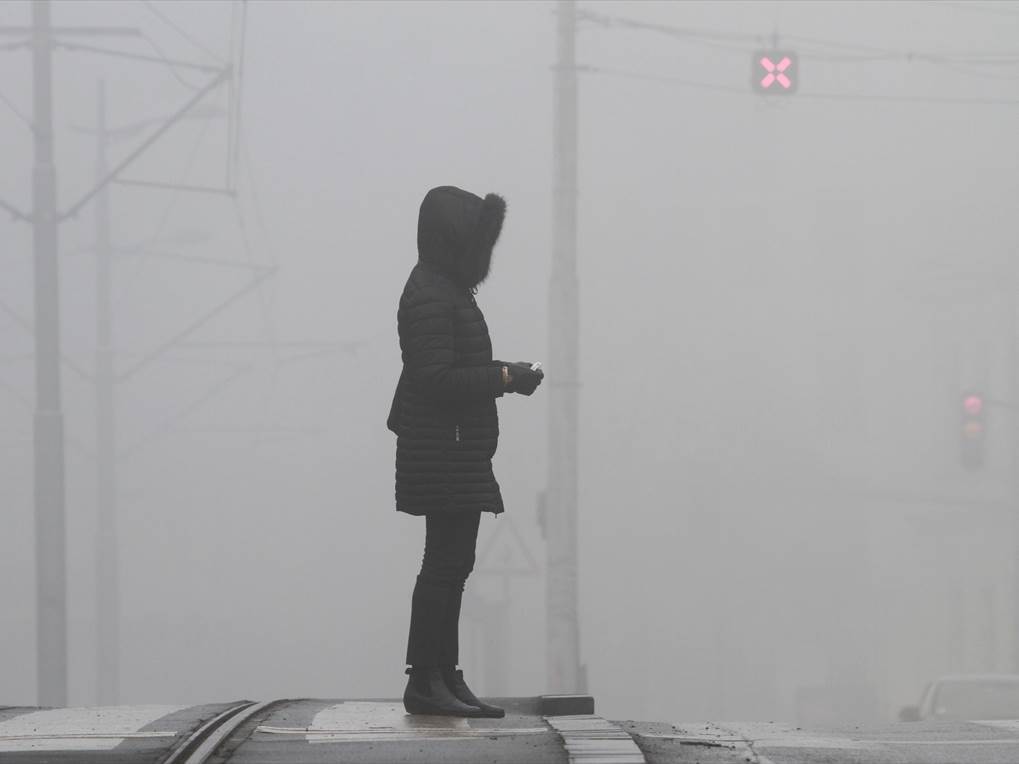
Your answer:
[442,668,505,718]
[403,667,484,717]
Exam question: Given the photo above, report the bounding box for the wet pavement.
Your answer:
[5,698,1019,763]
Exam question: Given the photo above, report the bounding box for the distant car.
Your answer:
[900,674,1019,722]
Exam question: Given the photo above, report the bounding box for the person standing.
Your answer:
[387,186,544,717]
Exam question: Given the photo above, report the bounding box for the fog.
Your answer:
[1,0,1018,726]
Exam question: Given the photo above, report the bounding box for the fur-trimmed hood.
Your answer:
[416,185,506,290]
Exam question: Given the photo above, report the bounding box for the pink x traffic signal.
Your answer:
[960,390,986,469]
[752,50,798,95]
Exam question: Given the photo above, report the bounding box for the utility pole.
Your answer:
[94,79,119,705]
[1010,223,1019,673]
[5,0,237,705]
[31,0,68,708]
[546,0,583,693]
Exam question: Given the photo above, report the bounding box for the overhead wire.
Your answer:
[580,8,1019,71]
[584,64,747,96]
[926,58,1019,81]
[113,109,217,314]
[793,88,1019,106]
[578,10,1014,76]
[578,8,761,44]
[240,133,276,272]
[221,0,282,447]
[577,7,1019,94]
[580,6,1019,59]
[0,88,31,128]
[228,3,272,295]
[583,64,1019,106]
[140,0,226,64]
[137,32,206,90]
[928,1,1019,18]
[785,32,1019,65]
[132,0,286,449]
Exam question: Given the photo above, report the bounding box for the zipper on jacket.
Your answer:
[455,424,461,443]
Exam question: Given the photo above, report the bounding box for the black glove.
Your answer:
[506,362,544,396]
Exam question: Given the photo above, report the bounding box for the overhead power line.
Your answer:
[139,0,225,63]
[584,64,1019,106]
[579,8,1019,74]
[585,65,746,96]
[928,1,1019,18]
[54,39,223,72]
[0,88,31,127]
[138,32,205,90]
[578,8,761,44]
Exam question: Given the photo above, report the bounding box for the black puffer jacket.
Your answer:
[388,186,508,516]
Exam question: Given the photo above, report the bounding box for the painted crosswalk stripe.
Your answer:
[973,719,1019,733]
[544,714,646,763]
[0,705,182,752]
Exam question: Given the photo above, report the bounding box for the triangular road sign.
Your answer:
[476,516,540,577]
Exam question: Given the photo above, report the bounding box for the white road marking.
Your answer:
[662,721,874,750]
[883,718,1019,744]
[715,722,875,750]
[658,721,888,763]
[544,715,646,763]
[0,705,183,752]
[974,719,1019,732]
[255,701,548,743]
[883,739,1019,745]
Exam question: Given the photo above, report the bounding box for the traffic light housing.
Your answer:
[752,50,799,95]
[960,391,985,469]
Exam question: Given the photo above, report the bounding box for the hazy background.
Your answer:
[2,0,1018,725]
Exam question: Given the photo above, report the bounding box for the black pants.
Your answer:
[405,511,481,668]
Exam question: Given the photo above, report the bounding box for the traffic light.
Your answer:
[752,50,799,95]
[960,391,985,469]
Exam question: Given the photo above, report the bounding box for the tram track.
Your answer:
[162,700,281,764]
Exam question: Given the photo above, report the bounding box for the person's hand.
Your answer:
[506,362,544,396]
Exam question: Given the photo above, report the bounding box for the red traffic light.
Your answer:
[960,391,987,469]
[963,394,984,417]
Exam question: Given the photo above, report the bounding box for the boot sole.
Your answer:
[403,696,484,717]
[448,688,505,718]
[472,708,505,718]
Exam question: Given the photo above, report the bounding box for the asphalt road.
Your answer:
[205,697,571,764]
[625,718,1019,763]
[5,699,1019,763]
[0,701,244,764]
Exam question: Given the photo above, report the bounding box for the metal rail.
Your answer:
[163,700,276,764]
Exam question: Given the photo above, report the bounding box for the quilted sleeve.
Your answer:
[401,287,505,404]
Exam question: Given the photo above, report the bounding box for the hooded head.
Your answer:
[417,185,506,290]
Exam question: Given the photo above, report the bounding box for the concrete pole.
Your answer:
[1010,237,1019,673]
[32,0,68,707]
[546,0,583,693]
[94,79,120,704]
